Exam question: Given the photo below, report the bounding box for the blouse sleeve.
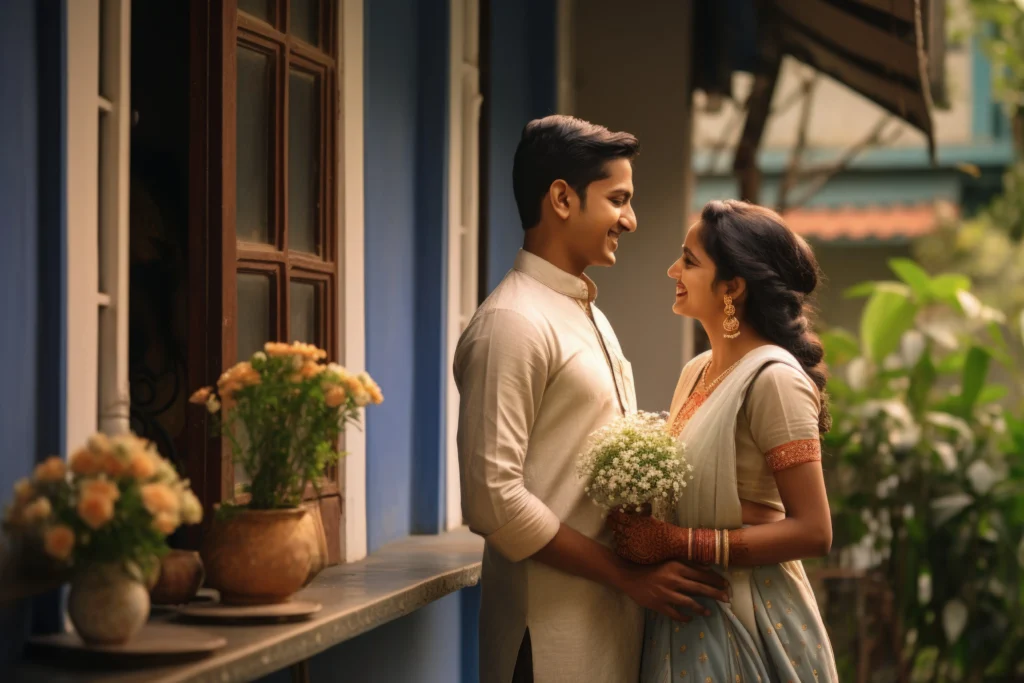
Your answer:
[744,363,822,473]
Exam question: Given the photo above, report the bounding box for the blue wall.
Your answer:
[0,0,66,666]
[484,0,557,292]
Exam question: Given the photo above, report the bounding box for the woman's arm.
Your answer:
[607,458,831,567]
[609,363,832,567]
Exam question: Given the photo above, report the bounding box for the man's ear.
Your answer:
[548,179,572,220]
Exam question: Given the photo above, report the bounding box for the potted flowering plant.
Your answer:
[2,432,203,645]
[189,341,382,604]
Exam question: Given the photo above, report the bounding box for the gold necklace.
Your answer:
[700,356,742,394]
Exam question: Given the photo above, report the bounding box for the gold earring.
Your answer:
[723,294,741,339]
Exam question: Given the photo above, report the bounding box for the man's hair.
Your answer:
[512,115,639,230]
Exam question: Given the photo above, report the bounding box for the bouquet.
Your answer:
[189,341,383,510]
[2,432,203,581]
[576,411,692,515]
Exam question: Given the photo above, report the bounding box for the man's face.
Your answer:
[564,158,637,268]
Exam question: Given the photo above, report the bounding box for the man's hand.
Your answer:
[617,561,730,622]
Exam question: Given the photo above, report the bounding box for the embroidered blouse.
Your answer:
[671,360,822,512]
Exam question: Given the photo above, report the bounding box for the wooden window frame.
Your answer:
[187,0,344,556]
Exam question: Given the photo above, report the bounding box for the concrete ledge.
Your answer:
[15,528,484,683]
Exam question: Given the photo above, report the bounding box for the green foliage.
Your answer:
[824,260,1024,681]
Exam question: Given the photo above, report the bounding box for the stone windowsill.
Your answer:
[14,528,484,683]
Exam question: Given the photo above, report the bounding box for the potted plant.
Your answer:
[190,341,382,605]
[821,259,1024,681]
[2,432,203,645]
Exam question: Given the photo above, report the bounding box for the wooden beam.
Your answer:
[733,5,781,205]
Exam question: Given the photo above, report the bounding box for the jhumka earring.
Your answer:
[723,294,741,339]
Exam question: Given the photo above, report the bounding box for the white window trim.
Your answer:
[66,0,131,455]
[445,0,483,531]
[341,0,368,562]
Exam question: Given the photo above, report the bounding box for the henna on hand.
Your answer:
[727,527,750,565]
[606,510,687,565]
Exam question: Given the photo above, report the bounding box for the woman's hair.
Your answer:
[698,199,831,433]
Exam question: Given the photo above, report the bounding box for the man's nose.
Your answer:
[620,206,637,232]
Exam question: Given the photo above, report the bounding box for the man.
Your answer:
[455,116,729,683]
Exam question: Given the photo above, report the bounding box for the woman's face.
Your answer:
[667,223,721,321]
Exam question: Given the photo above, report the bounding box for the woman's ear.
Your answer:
[725,277,747,302]
[548,179,572,220]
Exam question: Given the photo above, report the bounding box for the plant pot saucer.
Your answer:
[29,622,226,656]
[174,599,322,623]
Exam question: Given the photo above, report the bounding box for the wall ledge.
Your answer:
[15,528,484,683]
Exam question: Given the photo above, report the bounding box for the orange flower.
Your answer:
[13,478,35,506]
[43,525,75,561]
[100,451,128,478]
[77,492,115,530]
[141,483,180,517]
[128,449,157,479]
[33,456,66,483]
[358,373,384,405]
[299,361,325,380]
[69,448,99,476]
[189,387,212,404]
[81,477,121,502]
[86,432,112,456]
[325,386,347,408]
[22,497,52,523]
[151,512,180,536]
[344,376,371,407]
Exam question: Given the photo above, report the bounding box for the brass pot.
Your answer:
[298,502,328,586]
[150,550,205,605]
[201,508,312,605]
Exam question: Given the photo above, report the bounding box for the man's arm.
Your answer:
[454,309,727,621]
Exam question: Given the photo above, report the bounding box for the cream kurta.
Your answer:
[455,250,644,683]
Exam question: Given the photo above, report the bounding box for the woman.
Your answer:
[609,199,839,683]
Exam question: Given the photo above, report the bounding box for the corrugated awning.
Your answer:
[772,0,942,158]
[727,0,944,201]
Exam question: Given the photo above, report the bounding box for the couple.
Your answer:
[454,116,838,683]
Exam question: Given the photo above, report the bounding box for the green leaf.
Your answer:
[889,258,933,301]
[936,348,968,374]
[860,288,918,363]
[820,328,861,366]
[960,346,991,415]
[929,274,972,306]
[908,352,937,417]
[843,282,879,299]
[976,384,1009,404]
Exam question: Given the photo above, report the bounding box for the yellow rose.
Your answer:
[152,512,180,536]
[206,395,221,414]
[33,456,66,483]
[299,361,324,380]
[43,525,75,561]
[358,373,384,405]
[189,386,212,405]
[22,497,52,523]
[99,451,128,478]
[13,478,35,506]
[141,483,180,517]
[153,457,178,484]
[324,386,347,408]
[70,448,99,476]
[344,376,371,407]
[127,449,157,480]
[77,492,115,530]
[180,489,203,525]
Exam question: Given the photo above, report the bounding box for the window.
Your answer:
[66,0,131,453]
[189,0,345,563]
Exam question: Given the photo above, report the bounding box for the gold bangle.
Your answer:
[714,530,721,566]
[723,530,730,570]
[687,528,693,561]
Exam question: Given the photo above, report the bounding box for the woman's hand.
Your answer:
[606,507,686,565]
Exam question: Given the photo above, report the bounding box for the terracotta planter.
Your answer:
[67,563,150,645]
[201,508,312,605]
[150,550,205,605]
[297,503,328,587]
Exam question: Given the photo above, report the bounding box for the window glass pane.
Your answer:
[290,281,319,346]
[289,0,319,46]
[239,0,272,22]
[237,272,272,360]
[236,45,273,244]
[288,70,320,254]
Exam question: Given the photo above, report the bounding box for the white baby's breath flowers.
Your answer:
[576,411,692,512]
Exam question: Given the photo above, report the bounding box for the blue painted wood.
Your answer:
[460,584,482,683]
[484,0,557,293]
[972,33,995,140]
[411,0,450,535]
[364,0,420,552]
